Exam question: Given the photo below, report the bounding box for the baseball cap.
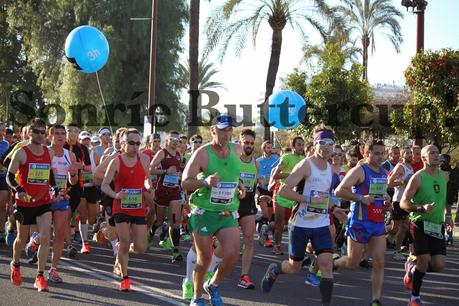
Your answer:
[152,133,161,140]
[215,115,239,129]
[91,136,100,143]
[79,131,91,140]
[98,127,111,136]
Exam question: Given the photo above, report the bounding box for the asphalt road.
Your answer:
[1,233,459,306]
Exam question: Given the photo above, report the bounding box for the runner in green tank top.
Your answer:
[400,145,454,306]
[237,129,258,289]
[182,115,245,306]
[271,136,304,255]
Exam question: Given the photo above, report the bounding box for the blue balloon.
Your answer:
[65,25,109,73]
[266,90,306,130]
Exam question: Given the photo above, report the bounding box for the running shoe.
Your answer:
[393,251,408,262]
[408,296,423,306]
[67,245,78,258]
[28,253,38,264]
[204,279,223,306]
[360,259,372,269]
[25,239,39,258]
[113,262,122,277]
[81,243,90,254]
[34,275,49,292]
[73,232,82,244]
[182,279,194,300]
[273,244,283,255]
[120,277,131,292]
[159,237,173,251]
[258,224,268,246]
[172,250,183,263]
[264,239,273,248]
[10,262,22,286]
[404,261,415,290]
[369,299,382,306]
[305,272,320,287]
[95,230,105,245]
[189,297,206,306]
[238,275,255,289]
[205,271,215,283]
[261,263,280,293]
[6,230,16,246]
[46,267,63,283]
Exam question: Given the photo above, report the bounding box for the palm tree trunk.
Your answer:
[263,28,283,141]
[188,0,200,137]
[362,35,369,81]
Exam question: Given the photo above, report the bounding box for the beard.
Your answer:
[244,147,253,156]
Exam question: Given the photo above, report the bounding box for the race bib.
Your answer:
[307,190,329,214]
[121,189,142,209]
[28,163,50,185]
[82,170,93,184]
[367,204,385,223]
[210,182,237,205]
[240,172,256,193]
[424,221,443,239]
[163,173,180,187]
[369,177,387,199]
[55,174,67,190]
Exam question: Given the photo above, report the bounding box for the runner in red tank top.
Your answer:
[7,118,61,292]
[101,128,152,292]
[149,130,184,263]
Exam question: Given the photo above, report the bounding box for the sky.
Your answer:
[178,0,459,125]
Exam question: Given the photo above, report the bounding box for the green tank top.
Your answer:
[280,153,304,185]
[240,157,257,193]
[190,143,241,212]
[410,170,446,224]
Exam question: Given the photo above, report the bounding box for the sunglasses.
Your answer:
[169,137,180,142]
[192,140,202,144]
[243,141,254,145]
[32,128,46,135]
[127,141,141,146]
[318,139,335,146]
[66,128,79,133]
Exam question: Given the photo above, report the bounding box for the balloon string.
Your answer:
[95,72,113,135]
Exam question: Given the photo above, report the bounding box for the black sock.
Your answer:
[412,268,425,296]
[38,271,44,277]
[123,275,129,279]
[319,278,333,305]
[150,223,157,236]
[172,228,180,247]
[12,262,20,268]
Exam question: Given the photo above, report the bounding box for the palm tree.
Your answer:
[337,0,404,81]
[178,57,227,90]
[303,17,361,63]
[205,0,333,140]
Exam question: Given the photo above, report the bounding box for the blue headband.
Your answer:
[313,130,334,144]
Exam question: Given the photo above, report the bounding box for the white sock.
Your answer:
[185,247,197,283]
[79,223,89,242]
[208,253,222,273]
[411,295,420,301]
[110,239,118,256]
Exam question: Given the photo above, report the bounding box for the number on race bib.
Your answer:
[210,182,237,205]
[121,189,142,209]
[28,163,50,185]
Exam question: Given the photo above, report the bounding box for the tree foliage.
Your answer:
[390,49,459,150]
[3,0,187,131]
[283,43,372,143]
[337,0,403,80]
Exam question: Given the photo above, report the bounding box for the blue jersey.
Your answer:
[256,154,279,189]
[349,163,388,223]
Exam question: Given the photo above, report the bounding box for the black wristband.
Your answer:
[16,186,25,194]
[416,206,426,213]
